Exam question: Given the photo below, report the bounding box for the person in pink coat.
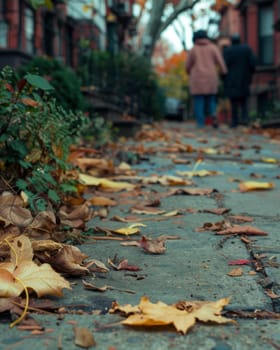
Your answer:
[186,30,227,128]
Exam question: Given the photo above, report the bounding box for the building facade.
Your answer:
[0,0,136,70]
[217,0,280,118]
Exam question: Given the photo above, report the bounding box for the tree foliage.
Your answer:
[155,51,188,100]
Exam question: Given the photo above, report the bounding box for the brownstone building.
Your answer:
[0,0,136,70]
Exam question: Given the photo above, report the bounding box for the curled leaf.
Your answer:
[239,181,274,192]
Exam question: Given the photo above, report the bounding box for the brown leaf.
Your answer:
[88,196,117,207]
[203,208,230,215]
[139,236,166,254]
[74,327,96,348]
[0,203,33,227]
[228,215,254,223]
[227,268,243,277]
[108,258,141,271]
[35,244,90,276]
[82,280,135,294]
[166,188,218,196]
[130,206,166,215]
[265,290,280,299]
[58,203,92,228]
[196,221,230,232]
[216,225,268,236]
[21,98,39,107]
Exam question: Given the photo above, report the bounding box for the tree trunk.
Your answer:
[139,0,200,59]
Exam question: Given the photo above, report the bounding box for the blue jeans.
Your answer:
[193,95,217,127]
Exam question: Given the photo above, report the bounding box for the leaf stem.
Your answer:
[4,239,18,267]
[10,277,29,328]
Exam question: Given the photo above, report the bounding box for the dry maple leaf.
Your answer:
[0,236,71,298]
[110,296,233,334]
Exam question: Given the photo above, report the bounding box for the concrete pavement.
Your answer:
[1,121,280,350]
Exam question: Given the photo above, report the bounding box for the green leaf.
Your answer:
[48,189,60,203]
[16,179,29,190]
[60,183,78,193]
[25,73,54,91]
[10,140,28,157]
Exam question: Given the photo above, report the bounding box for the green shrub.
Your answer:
[78,49,165,119]
[0,66,89,213]
[18,56,86,112]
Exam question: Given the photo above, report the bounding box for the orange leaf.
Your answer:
[21,98,39,107]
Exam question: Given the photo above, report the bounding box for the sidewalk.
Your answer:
[1,121,280,350]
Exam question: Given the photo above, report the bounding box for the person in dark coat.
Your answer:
[223,34,257,127]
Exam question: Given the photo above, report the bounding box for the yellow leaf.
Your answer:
[239,181,274,192]
[202,148,218,155]
[79,173,135,191]
[110,296,233,334]
[112,223,146,236]
[261,157,278,164]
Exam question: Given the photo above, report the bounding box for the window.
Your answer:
[0,0,8,47]
[43,13,54,56]
[66,25,73,66]
[24,7,35,54]
[259,5,274,65]
[0,20,8,47]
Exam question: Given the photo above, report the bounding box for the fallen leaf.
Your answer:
[238,181,274,192]
[108,258,141,271]
[0,236,71,298]
[139,236,166,254]
[177,170,223,177]
[110,296,233,334]
[79,173,135,192]
[261,157,278,164]
[196,221,230,232]
[228,259,252,265]
[203,208,230,215]
[82,281,136,294]
[228,215,253,223]
[265,290,280,299]
[141,175,193,186]
[130,206,166,215]
[216,225,268,236]
[166,188,218,196]
[74,327,96,348]
[227,268,243,277]
[111,223,146,236]
[35,244,90,276]
[88,196,117,206]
